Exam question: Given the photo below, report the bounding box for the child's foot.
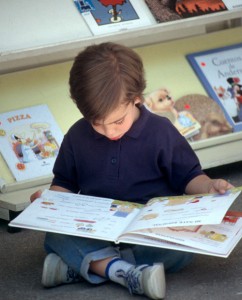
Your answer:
[125,263,166,299]
[41,253,81,287]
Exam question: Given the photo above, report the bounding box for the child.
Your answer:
[31,42,233,300]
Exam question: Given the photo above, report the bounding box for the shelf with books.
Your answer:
[0,0,241,74]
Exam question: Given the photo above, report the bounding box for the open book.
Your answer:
[9,188,242,258]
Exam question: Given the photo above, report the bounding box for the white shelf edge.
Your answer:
[191,132,242,169]
[190,131,242,150]
[0,175,53,194]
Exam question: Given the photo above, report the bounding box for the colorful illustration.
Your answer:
[79,0,138,26]
[200,230,227,242]
[9,123,59,165]
[145,88,201,139]
[213,77,242,123]
[0,104,63,181]
[223,214,239,225]
[110,200,141,218]
[139,213,159,221]
[187,43,242,132]
[75,0,154,35]
[76,224,96,233]
[74,0,94,12]
[176,0,227,18]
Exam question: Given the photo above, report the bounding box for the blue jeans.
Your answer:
[44,232,193,284]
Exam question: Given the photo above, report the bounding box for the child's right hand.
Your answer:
[30,190,42,203]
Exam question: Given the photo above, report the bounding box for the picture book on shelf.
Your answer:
[145,89,201,140]
[186,43,242,132]
[174,94,233,142]
[0,104,63,182]
[9,187,242,258]
[222,0,242,10]
[73,0,155,36]
[175,0,228,18]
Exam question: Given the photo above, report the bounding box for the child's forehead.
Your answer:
[95,102,130,125]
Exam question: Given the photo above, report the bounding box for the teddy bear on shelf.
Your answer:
[145,88,232,141]
[145,88,201,139]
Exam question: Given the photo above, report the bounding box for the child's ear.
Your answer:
[134,97,142,105]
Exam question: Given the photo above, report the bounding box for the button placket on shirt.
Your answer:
[107,140,121,178]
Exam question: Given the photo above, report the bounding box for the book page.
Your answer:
[119,213,242,257]
[124,189,241,233]
[9,189,142,241]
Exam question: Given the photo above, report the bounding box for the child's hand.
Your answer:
[185,175,234,195]
[207,179,234,194]
[30,190,42,203]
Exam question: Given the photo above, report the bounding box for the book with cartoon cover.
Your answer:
[0,104,63,182]
[187,43,242,132]
[74,0,156,36]
[9,187,242,258]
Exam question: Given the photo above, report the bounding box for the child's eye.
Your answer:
[115,119,124,125]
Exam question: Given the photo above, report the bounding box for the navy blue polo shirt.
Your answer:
[52,105,203,204]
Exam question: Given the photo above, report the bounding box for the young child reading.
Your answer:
[31,42,233,299]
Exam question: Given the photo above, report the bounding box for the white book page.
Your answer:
[9,190,141,241]
[124,216,242,254]
[125,190,241,232]
[120,214,242,257]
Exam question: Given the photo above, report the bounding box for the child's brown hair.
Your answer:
[69,42,146,123]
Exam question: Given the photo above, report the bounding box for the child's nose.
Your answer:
[104,126,116,138]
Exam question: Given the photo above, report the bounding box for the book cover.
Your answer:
[186,43,242,132]
[174,94,233,141]
[175,0,228,18]
[145,89,201,139]
[0,104,63,182]
[74,0,155,35]
[144,0,182,23]
[9,188,242,257]
[222,1,242,10]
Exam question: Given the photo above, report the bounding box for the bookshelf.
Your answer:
[0,1,242,74]
[0,1,242,221]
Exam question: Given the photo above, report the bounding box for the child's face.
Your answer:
[92,99,141,140]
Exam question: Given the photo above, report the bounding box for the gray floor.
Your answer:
[1,162,242,300]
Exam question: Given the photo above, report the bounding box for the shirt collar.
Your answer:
[125,105,150,139]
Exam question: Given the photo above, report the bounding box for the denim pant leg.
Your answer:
[130,245,193,273]
[44,232,120,284]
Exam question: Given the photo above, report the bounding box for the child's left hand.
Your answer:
[185,175,234,195]
[207,179,234,194]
